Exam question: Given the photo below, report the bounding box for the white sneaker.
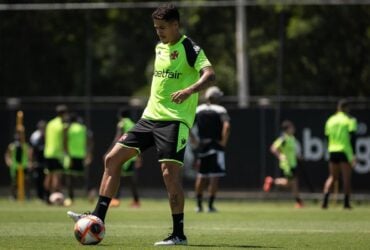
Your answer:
[154,234,187,246]
[67,211,90,222]
[195,206,203,213]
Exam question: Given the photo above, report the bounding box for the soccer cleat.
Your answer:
[294,201,304,209]
[130,201,141,208]
[154,234,187,246]
[109,198,120,208]
[195,206,203,213]
[263,176,273,192]
[344,205,352,210]
[207,207,218,213]
[67,211,91,222]
[321,203,328,209]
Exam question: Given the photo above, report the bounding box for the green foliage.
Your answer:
[1,3,370,97]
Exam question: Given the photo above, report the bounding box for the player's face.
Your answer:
[153,19,179,44]
[287,125,295,135]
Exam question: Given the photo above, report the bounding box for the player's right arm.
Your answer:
[270,138,285,161]
[4,145,12,168]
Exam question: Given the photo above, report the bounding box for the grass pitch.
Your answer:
[0,198,370,249]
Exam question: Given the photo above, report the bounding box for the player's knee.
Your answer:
[104,153,121,172]
[162,168,171,179]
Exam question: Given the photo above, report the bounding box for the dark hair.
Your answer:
[281,120,294,132]
[152,3,180,22]
[69,113,78,123]
[337,98,349,111]
[117,107,130,119]
[56,104,68,115]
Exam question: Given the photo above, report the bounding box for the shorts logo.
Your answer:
[181,138,186,145]
[170,50,179,60]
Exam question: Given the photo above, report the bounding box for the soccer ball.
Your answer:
[74,215,105,245]
[49,192,64,206]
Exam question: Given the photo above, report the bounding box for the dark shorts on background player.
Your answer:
[279,167,297,179]
[117,119,189,166]
[45,158,63,173]
[198,150,226,178]
[329,152,349,163]
[66,158,84,175]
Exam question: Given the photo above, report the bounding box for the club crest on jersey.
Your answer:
[170,50,179,60]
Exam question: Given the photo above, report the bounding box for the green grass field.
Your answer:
[1,198,370,249]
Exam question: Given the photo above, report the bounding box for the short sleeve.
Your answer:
[272,137,284,150]
[194,49,212,73]
[348,117,357,133]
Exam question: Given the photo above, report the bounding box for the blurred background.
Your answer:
[1,0,370,198]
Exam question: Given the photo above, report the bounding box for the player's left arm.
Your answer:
[171,66,216,104]
[220,120,231,147]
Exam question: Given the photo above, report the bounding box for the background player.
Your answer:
[44,104,68,203]
[64,113,91,206]
[263,120,304,208]
[193,86,231,213]
[110,108,142,208]
[322,99,357,209]
[68,3,216,246]
[4,132,32,200]
[29,120,47,202]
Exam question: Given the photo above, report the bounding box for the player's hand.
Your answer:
[171,88,192,104]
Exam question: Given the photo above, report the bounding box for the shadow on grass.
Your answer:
[188,244,281,248]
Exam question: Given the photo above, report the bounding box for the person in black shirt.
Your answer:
[192,86,230,212]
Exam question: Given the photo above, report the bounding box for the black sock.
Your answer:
[208,195,215,209]
[45,191,51,204]
[295,197,302,203]
[93,195,111,222]
[344,194,351,207]
[172,213,185,237]
[322,192,330,208]
[196,194,202,209]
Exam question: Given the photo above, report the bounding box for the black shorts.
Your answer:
[198,150,226,178]
[329,152,349,163]
[45,158,63,173]
[196,140,226,177]
[118,119,189,166]
[279,167,297,179]
[66,158,84,175]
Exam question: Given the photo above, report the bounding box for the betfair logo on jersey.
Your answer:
[154,69,182,79]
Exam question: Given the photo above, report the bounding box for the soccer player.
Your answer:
[322,99,357,209]
[44,104,69,203]
[263,120,304,208]
[4,132,32,199]
[68,3,215,246]
[110,108,142,208]
[193,86,230,213]
[64,113,91,206]
[29,120,47,201]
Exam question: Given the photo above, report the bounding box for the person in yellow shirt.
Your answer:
[44,105,68,203]
[4,132,32,199]
[64,113,92,206]
[322,99,357,209]
[263,120,303,208]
